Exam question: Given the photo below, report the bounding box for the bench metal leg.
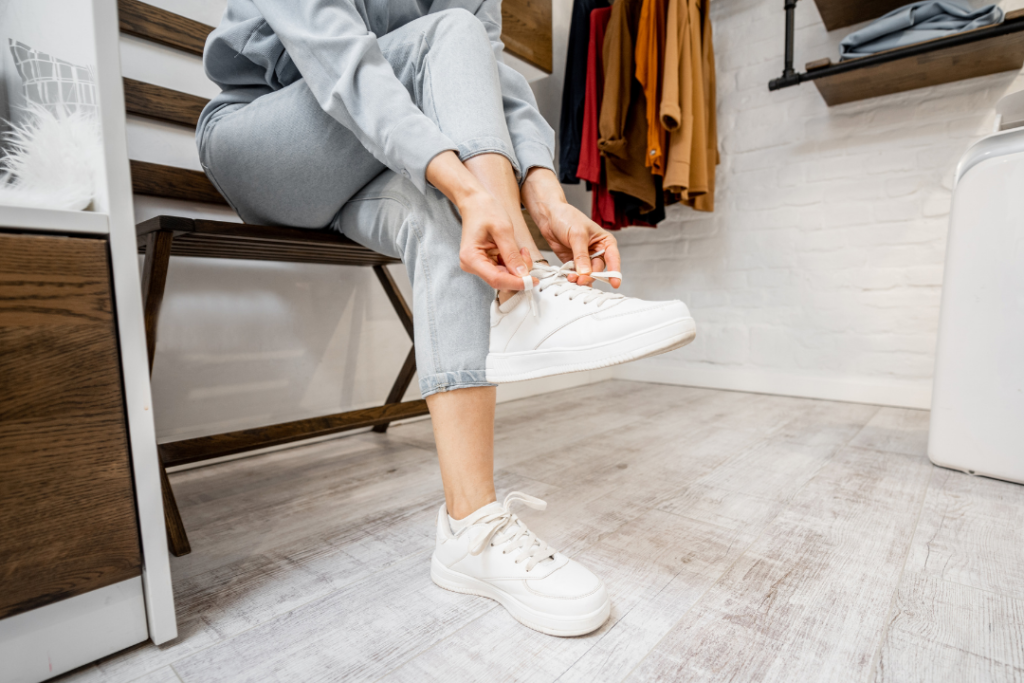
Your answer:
[372,265,418,433]
[141,230,192,557]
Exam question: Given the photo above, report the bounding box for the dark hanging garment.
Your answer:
[558,0,610,184]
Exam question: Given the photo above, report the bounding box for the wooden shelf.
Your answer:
[806,15,1024,106]
[0,205,109,235]
[812,0,908,32]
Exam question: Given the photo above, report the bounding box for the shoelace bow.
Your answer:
[467,492,557,571]
[520,249,624,317]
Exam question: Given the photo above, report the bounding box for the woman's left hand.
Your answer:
[520,168,620,288]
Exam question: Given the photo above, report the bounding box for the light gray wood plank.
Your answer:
[133,669,183,683]
[849,407,931,456]
[906,468,1024,600]
[625,445,934,683]
[874,572,1024,682]
[170,550,493,683]
[652,438,844,537]
[772,400,880,447]
[509,424,768,558]
[387,379,699,459]
[380,509,756,683]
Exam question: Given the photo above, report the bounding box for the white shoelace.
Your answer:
[520,249,624,317]
[467,492,558,571]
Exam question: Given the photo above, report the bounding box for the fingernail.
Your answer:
[516,265,528,275]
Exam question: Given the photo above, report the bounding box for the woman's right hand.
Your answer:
[426,151,535,290]
[456,192,536,290]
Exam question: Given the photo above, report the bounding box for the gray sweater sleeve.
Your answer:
[474,0,557,181]
[250,0,457,194]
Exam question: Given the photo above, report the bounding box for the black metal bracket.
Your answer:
[768,0,803,91]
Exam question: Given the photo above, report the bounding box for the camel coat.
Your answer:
[660,0,717,211]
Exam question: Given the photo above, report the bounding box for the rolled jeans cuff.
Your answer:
[458,135,523,183]
[419,370,495,398]
[513,141,556,185]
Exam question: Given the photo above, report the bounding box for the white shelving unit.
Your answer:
[0,2,176,681]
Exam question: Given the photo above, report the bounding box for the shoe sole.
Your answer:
[485,316,697,383]
[430,556,611,637]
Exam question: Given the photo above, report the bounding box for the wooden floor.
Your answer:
[61,381,1024,683]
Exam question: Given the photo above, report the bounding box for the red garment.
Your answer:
[576,6,654,230]
[575,7,619,230]
[577,6,611,187]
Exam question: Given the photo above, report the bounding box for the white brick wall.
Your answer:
[613,0,1024,409]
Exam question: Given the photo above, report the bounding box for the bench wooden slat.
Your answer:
[158,400,430,467]
[118,0,211,56]
[161,241,396,267]
[124,78,207,128]
[135,216,400,267]
[130,160,228,205]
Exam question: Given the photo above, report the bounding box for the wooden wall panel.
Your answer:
[0,233,141,620]
[502,0,553,72]
[119,0,553,74]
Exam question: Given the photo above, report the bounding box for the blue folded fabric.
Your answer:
[839,1,1003,60]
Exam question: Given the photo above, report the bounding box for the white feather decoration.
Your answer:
[0,105,104,211]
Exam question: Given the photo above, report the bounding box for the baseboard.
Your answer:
[612,361,932,410]
[0,578,148,683]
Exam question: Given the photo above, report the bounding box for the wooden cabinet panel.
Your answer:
[0,232,141,620]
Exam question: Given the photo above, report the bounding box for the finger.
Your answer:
[520,247,534,273]
[462,249,534,290]
[551,245,574,266]
[576,255,604,287]
[569,229,592,277]
[496,233,530,278]
[602,239,622,288]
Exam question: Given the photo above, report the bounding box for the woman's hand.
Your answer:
[521,168,621,288]
[427,151,535,290]
[457,192,537,290]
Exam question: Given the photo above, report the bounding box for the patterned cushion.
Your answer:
[8,39,97,117]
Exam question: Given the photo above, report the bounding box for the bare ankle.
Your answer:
[447,491,497,520]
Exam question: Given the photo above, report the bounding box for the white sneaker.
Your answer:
[486,260,696,383]
[431,492,611,637]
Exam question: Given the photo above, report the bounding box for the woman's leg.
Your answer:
[426,386,496,519]
[334,169,497,519]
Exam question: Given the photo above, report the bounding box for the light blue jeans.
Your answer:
[198,10,521,397]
